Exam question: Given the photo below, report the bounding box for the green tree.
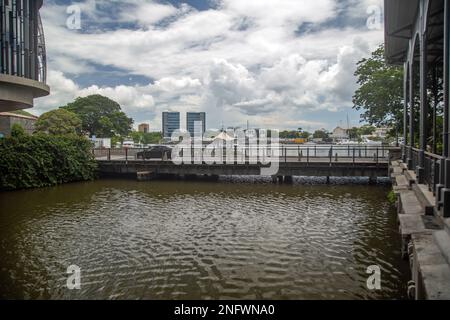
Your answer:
[0,134,97,190]
[299,131,310,139]
[313,130,329,139]
[35,109,82,135]
[353,44,403,132]
[11,123,26,138]
[358,124,376,136]
[61,94,133,137]
[347,127,359,140]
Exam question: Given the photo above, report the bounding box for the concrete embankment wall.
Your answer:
[390,157,450,299]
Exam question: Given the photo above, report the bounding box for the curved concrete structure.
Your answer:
[0,74,50,112]
[0,0,49,112]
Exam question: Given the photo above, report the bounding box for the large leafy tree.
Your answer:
[35,109,82,136]
[61,95,133,137]
[353,45,404,131]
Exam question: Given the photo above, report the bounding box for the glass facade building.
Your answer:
[162,112,180,138]
[0,0,49,111]
[186,112,206,137]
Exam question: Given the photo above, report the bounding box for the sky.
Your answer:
[35,0,385,132]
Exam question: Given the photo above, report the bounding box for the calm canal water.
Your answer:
[0,177,409,299]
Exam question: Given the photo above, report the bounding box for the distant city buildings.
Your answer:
[162,111,207,137]
[186,112,206,136]
[162,112,180,137]
[138,123,149,133]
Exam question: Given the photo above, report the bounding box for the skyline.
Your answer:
[33,0,384,131]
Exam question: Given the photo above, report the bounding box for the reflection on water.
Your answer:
[0,177,409,299]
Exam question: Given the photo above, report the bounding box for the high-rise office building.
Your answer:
[186,112,206,136]
[0,0,49,112]
[162,112,180,137]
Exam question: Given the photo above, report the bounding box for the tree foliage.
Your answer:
[35,109,82,135]
[353,45,404,128]
[11,123,26,138]
[279,130,310,139]
[0,133,97,190]
[130,131,162,144]
[61,94,133,137]
[313,130,329,139]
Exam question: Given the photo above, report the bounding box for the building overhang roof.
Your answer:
[384,0,419,65]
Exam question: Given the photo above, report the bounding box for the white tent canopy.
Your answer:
[213,131,235,141]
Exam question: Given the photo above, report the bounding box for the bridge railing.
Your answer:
[404,145,443,194]
[93,144,393,165]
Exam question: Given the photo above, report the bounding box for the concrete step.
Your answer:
[392,166,403,174]
[399,190,423,215]
[434,230,450,266]
[395,175,409,187]
[444,218,450,236]
[405,170,417,185]
[400,162,408,170]
[413,184,435,215]
[412,233,450,299]
[391,160,400,166]
[399,215,441,237]
[391,172,401,180]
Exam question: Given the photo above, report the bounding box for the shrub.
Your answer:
[387,190,397,204]
[0,133,97,190]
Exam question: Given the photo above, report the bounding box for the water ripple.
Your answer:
[0,178,409,299]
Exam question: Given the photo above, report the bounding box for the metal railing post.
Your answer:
[353,148,355,164]
[307,147,309,164]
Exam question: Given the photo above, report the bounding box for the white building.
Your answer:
[374,127,389,138]
[331,127,349,142]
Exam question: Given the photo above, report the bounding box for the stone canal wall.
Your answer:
[390,159,450,299]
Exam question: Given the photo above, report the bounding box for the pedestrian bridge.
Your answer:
[94,145,396,182]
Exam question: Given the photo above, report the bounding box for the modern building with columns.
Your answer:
[385,0,450,217]
[0,0,49,112]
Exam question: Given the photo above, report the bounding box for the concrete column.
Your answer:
[417,14,428,184]
[408,58,415,170]
[403,62,409,163]
[441,0,450,217]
